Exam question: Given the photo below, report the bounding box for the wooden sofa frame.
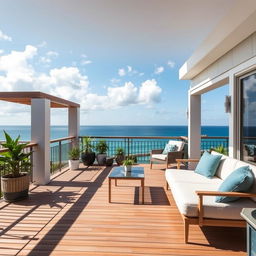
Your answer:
[166,158,256,244]
[150,149,184,169]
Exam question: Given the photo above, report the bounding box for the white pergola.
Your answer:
[0,91,80,185]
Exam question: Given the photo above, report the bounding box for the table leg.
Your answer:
[109,178,111,203]
[115,179,117,186]
[141,179,144,204]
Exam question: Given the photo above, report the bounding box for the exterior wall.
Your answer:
[191,32,256,89]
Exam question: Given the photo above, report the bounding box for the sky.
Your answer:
[0,0,233,126]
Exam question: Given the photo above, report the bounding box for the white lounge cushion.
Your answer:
[151,154,167,161]
[165,169,221,184]
[168,140,184,151]
[170,180,255,220]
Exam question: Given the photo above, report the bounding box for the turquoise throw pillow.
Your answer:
[215,166,254,203]
[195,151,222,178]
[162,144,178,155]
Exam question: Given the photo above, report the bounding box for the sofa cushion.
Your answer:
[168,140,184,151]
[165,169,221,185]
[195,151,222,178]
[166,170,256,219]
[216,166,253,203]
[151,154,167,161]
[163,144,178,155]
[211,151,239,180]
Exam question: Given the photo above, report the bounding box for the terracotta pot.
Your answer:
[1,173,30,202]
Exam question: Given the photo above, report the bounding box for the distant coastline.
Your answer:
[0,125,229,141]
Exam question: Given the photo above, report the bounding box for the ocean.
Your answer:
[0,125,229,141]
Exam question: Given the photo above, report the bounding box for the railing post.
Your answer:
[127,138,130,157]
[30,146,33,182]
[59,141,62,172]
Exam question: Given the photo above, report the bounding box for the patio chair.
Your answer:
[150,140,185,169]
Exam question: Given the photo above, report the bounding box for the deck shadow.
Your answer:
[25,166,112,256]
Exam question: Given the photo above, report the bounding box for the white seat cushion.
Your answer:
[168,140,184,151]
[166,169,256,219]
[151,154,167,161]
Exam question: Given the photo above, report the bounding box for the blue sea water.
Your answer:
[0,125,229,141]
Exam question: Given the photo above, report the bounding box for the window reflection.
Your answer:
[241,73,256,164]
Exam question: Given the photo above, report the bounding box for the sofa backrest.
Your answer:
[211,151,256,202]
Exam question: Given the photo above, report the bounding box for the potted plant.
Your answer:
[123,158,134,173]
[95,140,108,165]
[68,147,80,170]
[115,147,125,165]
[0,131,32,202]
[81,137,96,166]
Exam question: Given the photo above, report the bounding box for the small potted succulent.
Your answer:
[68,147,80,170]
[123,158,134,173]
[81,137,96,166]
[115,147,125,165]
[0,131,32,202]
[95,140,108,165]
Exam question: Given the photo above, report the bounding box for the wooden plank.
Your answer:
[0,164,245,256]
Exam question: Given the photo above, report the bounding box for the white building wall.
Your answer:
[191,32,256,89]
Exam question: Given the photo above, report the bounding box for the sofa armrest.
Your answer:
[176,158,199,169]
[151,149,163,155]
[196,190,256,226]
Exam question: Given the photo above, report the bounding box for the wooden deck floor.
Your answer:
[0,164,246,256]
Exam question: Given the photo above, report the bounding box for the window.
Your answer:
[240,72,256,164]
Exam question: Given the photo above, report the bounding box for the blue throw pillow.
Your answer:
[215,166,254,203]
[195,151,222,178]
[162,144,178,155]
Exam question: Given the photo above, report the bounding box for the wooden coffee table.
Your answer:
[108,166,145,204]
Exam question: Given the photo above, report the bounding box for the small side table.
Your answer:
[108,166,145,204]
[241,208,256,256]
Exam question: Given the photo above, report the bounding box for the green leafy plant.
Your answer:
[95,140,108,154]
[82,137,94,153]
[116,147,124,155]
[0,131,32,178]
[68,147,80,160]
[211,145,228,155]
[123,158,134,166]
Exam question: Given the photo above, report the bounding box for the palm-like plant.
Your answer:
[0,131,32,178]
[82,137,94,153]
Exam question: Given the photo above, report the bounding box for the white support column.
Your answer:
[228,75,237,158]
[188,93,201,160]
[31,99,51,185]
[68,107,80,146]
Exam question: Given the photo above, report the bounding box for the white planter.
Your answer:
[69,160,80,170]
[97,154,107,165]
[124,165,132,173]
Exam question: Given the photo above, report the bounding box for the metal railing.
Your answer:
[79,135,229,163]
[50,136,75,174]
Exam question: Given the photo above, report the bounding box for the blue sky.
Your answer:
[0,0,232,126]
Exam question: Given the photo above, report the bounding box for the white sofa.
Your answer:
[165,151,256,243]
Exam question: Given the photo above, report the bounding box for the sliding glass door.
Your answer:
[240,71,256,164]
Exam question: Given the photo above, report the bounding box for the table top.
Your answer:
[108,166,144,179]
[241,208,256,229]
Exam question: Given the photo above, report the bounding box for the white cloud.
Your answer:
[154,66,164,75]
[110,78,121,84]
[82,79,162,110]
[127,66,132,72]
[80,54,92,66]
[0,50,4,55]
[37,41,47,48]
[0,30,12,41]
[46,51,58,57]
[138,79,162,105]
[118,68,126,76]
[81,60,92,65]
[167,60,175,68]
[0,45,162,114]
